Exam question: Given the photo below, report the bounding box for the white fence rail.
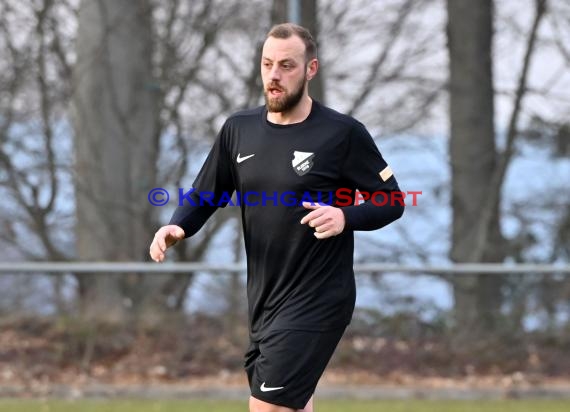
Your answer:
[0,262,569,274]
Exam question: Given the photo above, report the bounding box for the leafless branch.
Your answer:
[347,0,417,117]
[470,0,548,261]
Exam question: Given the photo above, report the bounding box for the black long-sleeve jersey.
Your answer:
[170,101,404,341]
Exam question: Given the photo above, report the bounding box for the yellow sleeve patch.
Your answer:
[379,165,393,182]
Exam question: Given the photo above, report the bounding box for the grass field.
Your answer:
[0,399,569,412]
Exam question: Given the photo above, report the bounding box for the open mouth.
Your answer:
[267,86,284,97]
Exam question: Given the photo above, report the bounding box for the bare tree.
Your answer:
[0,0,76,314]
[71,0,159,321]
[447,0,548,343]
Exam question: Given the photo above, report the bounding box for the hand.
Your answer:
[149,225,185,262]
[300,202,345,239]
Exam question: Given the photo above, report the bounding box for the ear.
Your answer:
[306,58,318,81]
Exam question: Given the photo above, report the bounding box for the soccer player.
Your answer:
[150,23,404,412]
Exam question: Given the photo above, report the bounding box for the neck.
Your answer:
[267,95,313,125]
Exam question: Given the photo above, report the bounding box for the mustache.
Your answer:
[266,82,284,92]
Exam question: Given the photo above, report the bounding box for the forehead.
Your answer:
[262,36,306,61]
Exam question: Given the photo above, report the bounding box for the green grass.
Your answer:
[0,399,569,412]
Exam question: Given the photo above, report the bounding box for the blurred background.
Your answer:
[0,0,569,397]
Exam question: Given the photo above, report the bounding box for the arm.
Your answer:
[340,122,404,230]
[301,122,404,237]
[149,202,217,263]
[149,122,235,261]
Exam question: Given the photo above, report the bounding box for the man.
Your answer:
[149,23,404,412]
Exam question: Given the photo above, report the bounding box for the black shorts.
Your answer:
[244,327,346,410]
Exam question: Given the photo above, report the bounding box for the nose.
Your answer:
[269,65,281,81]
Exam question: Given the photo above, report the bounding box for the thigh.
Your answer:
[246,327,345,410]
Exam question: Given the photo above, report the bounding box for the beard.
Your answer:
[264,76,306,113]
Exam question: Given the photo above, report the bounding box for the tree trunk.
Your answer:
[72,0,159,322]
[301,0,325,103]
[271,0,288,24]
[446,0,504,343]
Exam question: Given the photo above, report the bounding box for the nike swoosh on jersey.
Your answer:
[237,153,255,163]
[260,382,284,392]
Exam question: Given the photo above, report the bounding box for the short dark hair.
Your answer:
[267,23,317,61]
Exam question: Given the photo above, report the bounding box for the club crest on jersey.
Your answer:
[292,151,314,176]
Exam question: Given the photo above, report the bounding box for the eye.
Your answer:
[263,62,272,69]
